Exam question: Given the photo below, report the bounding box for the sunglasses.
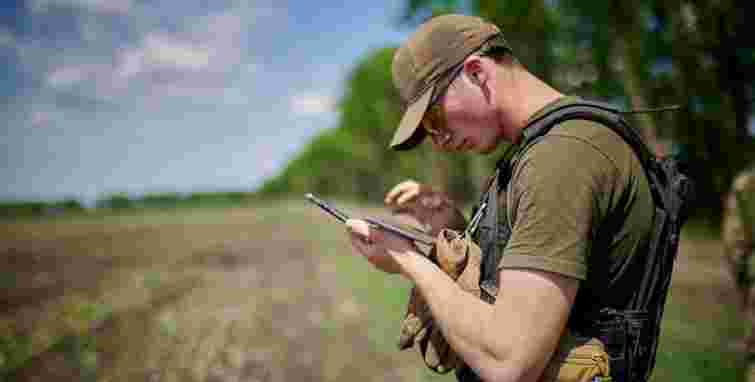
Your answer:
[420,64,465,143]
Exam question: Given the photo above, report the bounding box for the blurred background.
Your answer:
[1,0,753,381]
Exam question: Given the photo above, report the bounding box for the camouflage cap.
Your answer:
[390,14,506,150]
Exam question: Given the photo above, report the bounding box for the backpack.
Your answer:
[459,100,695,382]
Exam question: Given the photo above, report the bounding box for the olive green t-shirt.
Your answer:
[498,97,655,280]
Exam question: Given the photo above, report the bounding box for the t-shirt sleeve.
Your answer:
[499,130,618,280]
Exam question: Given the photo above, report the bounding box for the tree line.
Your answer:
[0,191,257,219]
[260,0,755,225]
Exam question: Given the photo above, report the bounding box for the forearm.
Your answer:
[396,251,519,381]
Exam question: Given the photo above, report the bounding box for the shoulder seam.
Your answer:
[523,133,623,176]
[505,132,623,232]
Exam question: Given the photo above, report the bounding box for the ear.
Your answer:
[461,55,492,103]
[461,55,486,87]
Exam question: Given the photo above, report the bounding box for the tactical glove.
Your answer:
[397,228,483,373]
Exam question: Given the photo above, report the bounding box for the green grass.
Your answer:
[328,254,457,381]
[0,200,747,381]
[318,204,747,381]
[652,288,745,381]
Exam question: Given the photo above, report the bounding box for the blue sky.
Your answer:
[1,0,411,204]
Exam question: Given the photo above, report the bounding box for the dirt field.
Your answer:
[0,201,745,381]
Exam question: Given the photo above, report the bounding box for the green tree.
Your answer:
[96,193,132,210]
[400,0,755,222]
[261,0,753,221]
[258,47,488,204]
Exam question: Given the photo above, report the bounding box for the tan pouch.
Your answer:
[539,332,612,382]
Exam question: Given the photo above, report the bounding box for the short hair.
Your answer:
[476,35,518,66]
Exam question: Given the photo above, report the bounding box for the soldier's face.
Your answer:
[427,71,502,154]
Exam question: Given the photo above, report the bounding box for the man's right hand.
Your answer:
[384,180,467,236]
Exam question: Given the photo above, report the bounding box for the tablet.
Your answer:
[305,193,434,246]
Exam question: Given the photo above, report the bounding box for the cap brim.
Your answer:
[389,84,434,151]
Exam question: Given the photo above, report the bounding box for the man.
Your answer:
[722,167,755,380]
[345,14,654,381]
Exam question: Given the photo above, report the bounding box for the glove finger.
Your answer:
[429,326,457,373]
[416,325,436,368]
[398,287,433,349]
[398,313,423,350]
[434,229,468,279]
[396,187,421,206]
[385,180,419,204]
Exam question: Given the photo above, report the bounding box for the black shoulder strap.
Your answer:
[522,100,651,166]
[474,99,671,302]
[518,100,668,211]
[465,100,683,382]
[512,101,687,382]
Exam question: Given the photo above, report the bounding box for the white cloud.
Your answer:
[31,0,133,14]
[118,33,212,78]
[28,3,257,108]
[103,10,248,101]
[145,35,210,72]
[115,48,144,80]
[290,92,335,116]
[47,63,98,87]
